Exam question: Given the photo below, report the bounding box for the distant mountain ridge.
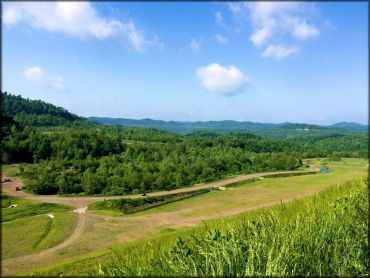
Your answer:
[328,122,368,132]
[88,117,368,134]
[2,91,366,134]
[88,117,277,133]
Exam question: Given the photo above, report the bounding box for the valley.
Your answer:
[1,158,367,275]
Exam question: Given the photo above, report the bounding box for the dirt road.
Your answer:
[1,167,319,208]
[1,165,321,275]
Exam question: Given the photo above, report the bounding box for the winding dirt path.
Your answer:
[1,164,321,274]
[1,166,320,208]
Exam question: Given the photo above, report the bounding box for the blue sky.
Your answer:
[2,2,368,124]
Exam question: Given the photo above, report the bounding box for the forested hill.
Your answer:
[1,91,92,128]
[1,92,368,195]
[89,117,368,136]
[329,122,368,132]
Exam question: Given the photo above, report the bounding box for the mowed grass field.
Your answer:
[132,158,367,217]
[1,195,77,260]
[2,211,77,259]
[25,158,367,276]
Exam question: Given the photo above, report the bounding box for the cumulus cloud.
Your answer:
[190,38,201,53]
[215,34,229,45]
[197,63,249,96]
[24,66,64,90]
[228,2,319,60]
[2,2,161,52]
[292,20,319,39]
[261,44,298,60]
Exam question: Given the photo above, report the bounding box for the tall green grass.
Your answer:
[100,178,368,277]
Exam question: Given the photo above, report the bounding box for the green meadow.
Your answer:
[1,195,77,260]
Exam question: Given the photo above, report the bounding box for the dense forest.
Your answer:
[3,126,303,194]
[1,91,93,128]
[1,92,368,195]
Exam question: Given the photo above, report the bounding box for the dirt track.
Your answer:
[1,166,320,208]
[1,165,321,274]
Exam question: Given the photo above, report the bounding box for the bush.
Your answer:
[89,189,211,214]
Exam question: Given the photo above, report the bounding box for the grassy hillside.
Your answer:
[29,171,368,276]
[95,178,369,276]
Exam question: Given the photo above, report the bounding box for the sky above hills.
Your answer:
[2,2,368,124]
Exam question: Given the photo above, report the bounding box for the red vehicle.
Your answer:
[15,186,22,191]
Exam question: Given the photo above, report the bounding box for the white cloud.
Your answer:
[24,66,44,83]
[261,44,299,60]
[215,34,229,45]
[292,20,319,40]
[248,2,319,45]
[3,6,22,26]
[190,38,201,53]
[250,27,271,47]
[24,66,64,90]
[228,2,319,59]
[197,63,249,96]
[3,2,161,52]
